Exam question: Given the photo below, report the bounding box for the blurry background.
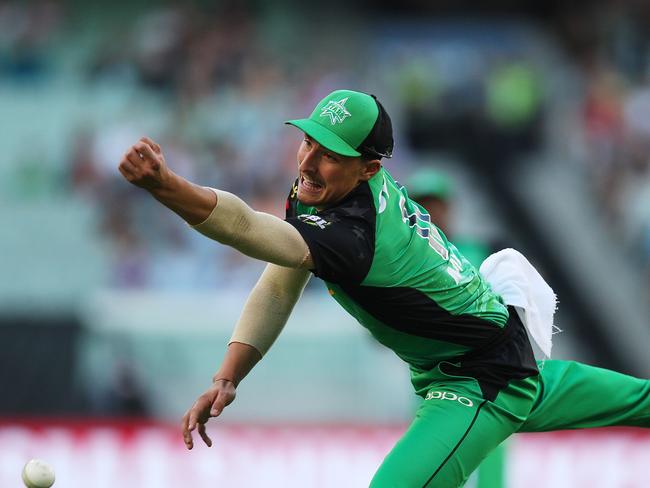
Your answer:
[1,0,649,486]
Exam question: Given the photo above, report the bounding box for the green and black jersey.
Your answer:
[286,168,537,400]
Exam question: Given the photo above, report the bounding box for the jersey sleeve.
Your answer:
[284,181,375,284]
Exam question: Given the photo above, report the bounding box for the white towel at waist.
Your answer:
[479,248,558,357]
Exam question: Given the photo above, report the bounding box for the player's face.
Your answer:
[296,135,379,209]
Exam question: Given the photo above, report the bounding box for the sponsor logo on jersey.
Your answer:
[298,214,331,229]
[425,390,474,407]
[320,97,351,125]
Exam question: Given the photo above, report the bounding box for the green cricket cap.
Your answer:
[286,89,393,158]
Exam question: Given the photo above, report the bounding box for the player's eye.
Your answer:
[324,152,339,162]
[303,138,312,146]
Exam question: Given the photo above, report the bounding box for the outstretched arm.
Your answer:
[181,264,311,449]
[118,136,216,224]
[119,138,314,447]
[118,137,313,269]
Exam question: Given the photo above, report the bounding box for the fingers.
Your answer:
[134,142,160,169]
[187,395,208,432]
[188,406,199,433]
[118,161,135,180]
[198,423,212,447]
[210,390,229,417]
[121,141,158,166]
[119,156,138,172]
[117,141,162,187]
[117,138,163,185]
[182,403,213,450]
[181,411,194,450]
[125,150,144,166]
[140,136,162,155]
[121,145,145,170]
[118,153,141,183]
[181,384,232,451]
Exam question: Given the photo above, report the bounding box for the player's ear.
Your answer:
[359,159,381,181]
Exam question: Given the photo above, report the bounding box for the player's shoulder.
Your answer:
[322,181,375,224]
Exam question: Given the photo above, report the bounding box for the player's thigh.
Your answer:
[519,359,650,432]
[370,381,532,488]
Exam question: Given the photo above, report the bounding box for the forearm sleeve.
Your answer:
[230,264,311,356]
[192,188,310,268]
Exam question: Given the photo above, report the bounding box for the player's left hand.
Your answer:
[181,379,237,449]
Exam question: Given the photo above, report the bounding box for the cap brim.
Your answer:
[285,119,361,157]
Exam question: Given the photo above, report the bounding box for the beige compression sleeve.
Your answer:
[229,264,311,356]
[191,188,311,269]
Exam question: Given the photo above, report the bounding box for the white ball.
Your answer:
[22,459,55,488]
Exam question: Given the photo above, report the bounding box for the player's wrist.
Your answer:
[212,376,237,387]
[148,168,179,198]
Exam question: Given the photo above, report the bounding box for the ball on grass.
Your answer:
[22,459,55,488]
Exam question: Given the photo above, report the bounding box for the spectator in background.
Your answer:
[580,61,627,223]
[478,57,545,166]
[406,168,502,267]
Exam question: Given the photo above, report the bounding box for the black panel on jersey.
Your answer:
[444,307,539,401]
[285,181,376,284]
[340,282,539,400]
[338,284,503,349]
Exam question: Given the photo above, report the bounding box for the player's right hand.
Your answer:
[118,136,171,191]
[181,379,236,449]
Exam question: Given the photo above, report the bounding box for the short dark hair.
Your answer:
[357,95,393,159]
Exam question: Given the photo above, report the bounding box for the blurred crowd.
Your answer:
[76,3,344,290]
[2,1,362,290]
[1,0,649,291]
[580,61,650,288]
[565,3,650,288]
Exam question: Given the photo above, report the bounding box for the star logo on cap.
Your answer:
[320,97,352,125]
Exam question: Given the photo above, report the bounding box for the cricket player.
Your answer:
[119,90,650,487]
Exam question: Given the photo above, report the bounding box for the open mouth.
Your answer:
[300,176,324,193]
